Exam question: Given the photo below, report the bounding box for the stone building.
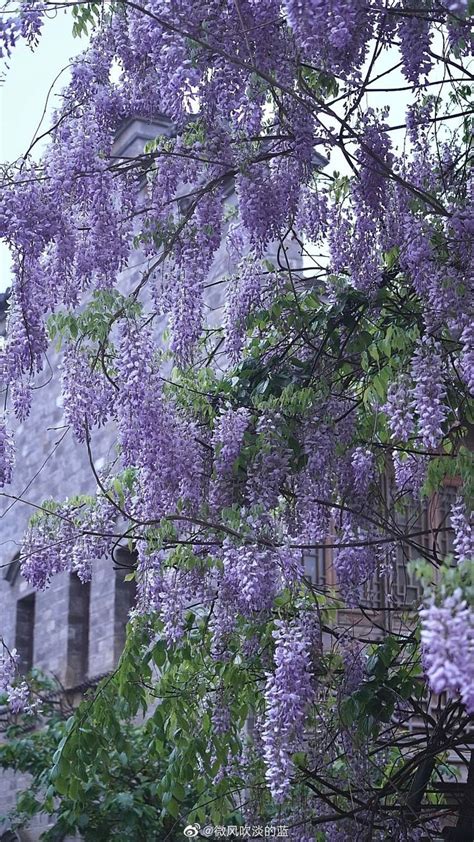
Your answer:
[0,118,192,837]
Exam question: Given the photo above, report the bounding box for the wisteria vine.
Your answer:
[0,0,473,836]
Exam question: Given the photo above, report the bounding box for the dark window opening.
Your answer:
[304,549,327,587]
[67,574,91,687]
[4,552,21,587]
[15,593,35,674]
[114,547,137,661]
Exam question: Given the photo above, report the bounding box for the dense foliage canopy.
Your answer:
[0,0,473,839]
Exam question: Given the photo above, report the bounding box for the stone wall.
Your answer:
[0,119,174,838]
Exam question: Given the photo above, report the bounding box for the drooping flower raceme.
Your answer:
[450,497,473,565]
[383,378,414,442]
[410,339,447,449]
[0,415,15,487]
[0,646,30,714]
[351,447,374,497]
[262,613,317,802]
[224,258,263,362]
[333,518,377,606]
[460,322,474,395]
[392,451,427,499]
[210,407,250,509]
[420,589,474,713]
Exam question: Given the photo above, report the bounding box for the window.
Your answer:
[15,594,35,674]
[393,485,459,606]
[114,547,137,661]
[436,485,458,560]
[304,548,327,587]
[67,574,91,686]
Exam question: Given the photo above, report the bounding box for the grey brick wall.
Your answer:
[0,119,174,838]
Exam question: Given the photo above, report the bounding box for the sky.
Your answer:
[0,11,85,291]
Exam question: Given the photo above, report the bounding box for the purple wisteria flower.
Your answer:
[334,519,377,606]
[460,322,474,395]
[0,646,30,714]
[392,451,427,499]
[0,414,15,487]
[210,406,250,510]
[410,338,447,449]
[383,378,414,442]
[450,496,473,564]
[224,258,263,362]
[420,589,474,713]
[398,5,433,84]
[351,447,375,497]
[10,379,32,422]
[262,612,318,802]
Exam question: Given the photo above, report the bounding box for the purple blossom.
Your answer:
[340,638,366,697]
[222,544,279,618]
[328,206,353,279]
[158,570,186,645]
[0,1,44,59]
[224,258,263,362]
[237,158,300,248]
[399,214,436,302]
[450,496,473,564]
[334,520,377,605]
[170,191,223,364]
[296,187,329,243]
[135,548,165,614]
[295,416,334,543]
[115,320,203,521]
[210,407,250,510]
[420,589,474,713]
[410,338,447,449]
[7,681,30,714]
[209,606,237,661]
[0,647,18,689]
[3,296,47,383]
[383,378,414,442]
[284,0,372,79]
[349,212,383,292]
[212,691,231,735]
[398,6,433,84]
[445,1,469,13]
[353,109,393,212]
[460,323,474,395]
[20,496,115,589]
[0,647,30,714]
[262,612,318,802]
[246,414,289,511]
[0,414,15,487]
[351,447,375,497]
[406,99,434,145]
[392,451,427,498]
[61,344,114,441]
[10,379,32,422]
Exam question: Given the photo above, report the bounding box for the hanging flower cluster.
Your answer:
[420,589,474,713]
[262,612,318,801]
